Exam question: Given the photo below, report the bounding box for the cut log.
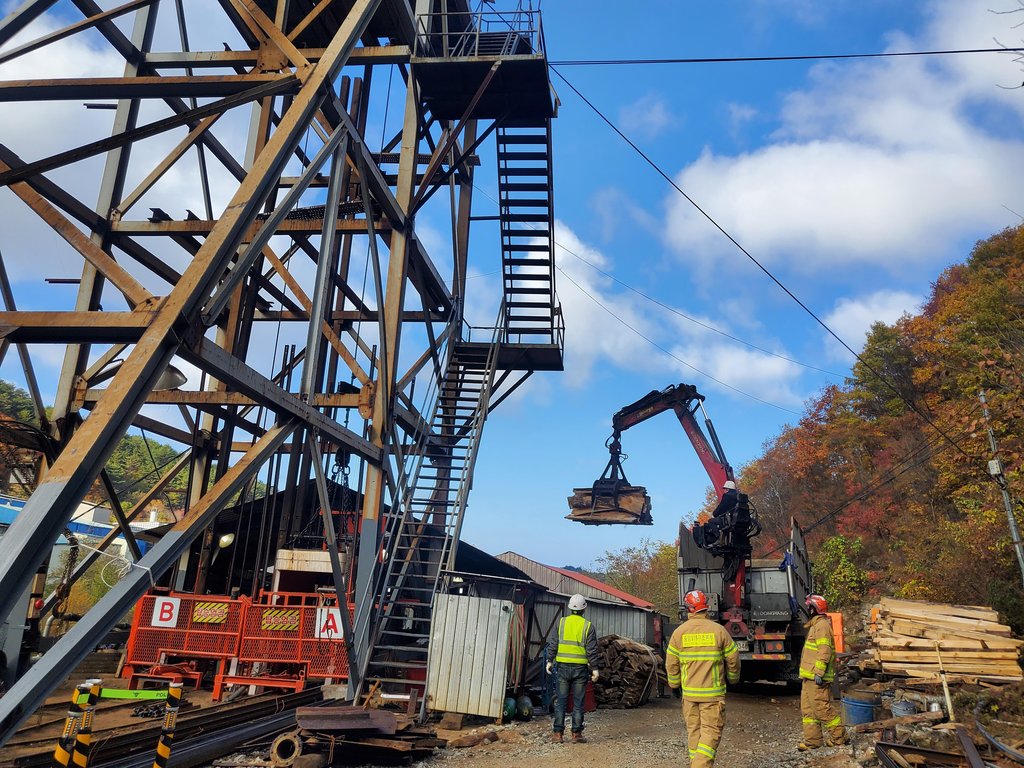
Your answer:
[853,709,946,733]
[567,486,653,526]
[592,634,660,708]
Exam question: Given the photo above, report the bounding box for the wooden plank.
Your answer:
[879,598,999,622]
[875,650,1020,662]
[880,609,1010,635]
[854,709,946,733]
[884,621,1021,646]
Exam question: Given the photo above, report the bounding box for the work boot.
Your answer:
[571,731,587,743]
[551,732,563,743]
[797,742,821,752]
[831,733,849,747]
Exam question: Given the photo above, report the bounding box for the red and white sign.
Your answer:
[151,597,181,628]
[314,607,345,640]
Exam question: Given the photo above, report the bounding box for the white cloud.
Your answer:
[554,221,804,404]
[618,94,675,140]
[663,1,1024,278]
[823,289,921,359]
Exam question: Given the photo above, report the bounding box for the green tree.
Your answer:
[811,535,868,609]
[0,379,38,424]
[597,538,679,617]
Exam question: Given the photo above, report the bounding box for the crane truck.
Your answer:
[570,383,813,683]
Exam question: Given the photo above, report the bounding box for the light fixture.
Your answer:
[217,533,236,549]
[154,364,188,391]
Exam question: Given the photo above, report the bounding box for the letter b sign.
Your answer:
[151,597,181,628]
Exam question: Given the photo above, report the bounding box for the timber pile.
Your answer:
[867,598,1022,682]
[566,485,652,525]
[592,634,659,708]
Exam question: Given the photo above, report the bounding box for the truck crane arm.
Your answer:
[610,383,734,500]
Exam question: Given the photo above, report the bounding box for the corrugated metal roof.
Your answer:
[495,552,654,609]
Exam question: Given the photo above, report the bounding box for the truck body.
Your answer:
[679,516,812,683]
[570,382,814,683]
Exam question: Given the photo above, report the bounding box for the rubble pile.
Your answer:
[845,598,1024,767]
[592,634,660,708]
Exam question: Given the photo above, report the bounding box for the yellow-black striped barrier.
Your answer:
[51,683,92,768]
[151,682,183,768]
[69,680,101,768]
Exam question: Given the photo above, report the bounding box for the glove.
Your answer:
[591,670,599,683]
[814,675,825,687]
[546,662,552,675]
[671,686,682,699]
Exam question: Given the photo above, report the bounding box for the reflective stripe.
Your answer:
[723,641,738,656]
[678,651,724,660]
[696,743,716,758]
[688,750,697,758]
[555,615,591,665]
[681,685,726,698]
[825,716,842,728]
[802,716,819,724]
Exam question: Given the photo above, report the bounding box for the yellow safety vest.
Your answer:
[555,614,591,665]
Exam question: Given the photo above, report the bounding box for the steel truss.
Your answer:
[0,0,558,742]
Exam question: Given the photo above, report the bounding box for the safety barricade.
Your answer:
[124,592,246,689]
[209,592,352,698]
[236,592,353,681]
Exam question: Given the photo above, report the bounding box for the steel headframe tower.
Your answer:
[0,0,559,742]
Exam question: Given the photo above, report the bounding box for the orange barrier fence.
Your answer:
[124,590,352,698]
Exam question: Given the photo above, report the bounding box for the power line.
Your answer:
[550,46,1024,67]
[760,405,979,556]
[556,264,802,415]
[470,183,840,378]
[553,241,844,378]
[549,65,984,473]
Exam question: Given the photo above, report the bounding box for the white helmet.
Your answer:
[723,480,736,490]
[568,594,587,612]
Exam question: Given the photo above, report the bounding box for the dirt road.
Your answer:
[428,685,859,768]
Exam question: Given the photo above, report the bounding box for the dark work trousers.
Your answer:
[552,663,589,734]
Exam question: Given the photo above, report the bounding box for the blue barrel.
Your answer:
[842,697,877,725]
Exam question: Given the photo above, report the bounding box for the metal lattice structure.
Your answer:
[0,0,559,741]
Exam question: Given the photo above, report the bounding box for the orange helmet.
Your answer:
[806,594,828,614]
[683,590,709,613]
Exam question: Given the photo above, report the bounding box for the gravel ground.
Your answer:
[424,684,859,768]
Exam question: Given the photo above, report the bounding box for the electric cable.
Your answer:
[556,264,801,415]
[470,181,840,377]
[550,46,1024,67]
[759,401,981,556]
[549,65,987,474]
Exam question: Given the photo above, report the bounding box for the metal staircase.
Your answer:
[497,120,560,352]
[356,329,499,710]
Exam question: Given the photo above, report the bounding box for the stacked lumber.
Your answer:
[566,485,652,525]
[868,598,1022,682]
[592,634,659,708]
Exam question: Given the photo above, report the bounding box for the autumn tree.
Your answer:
[597,538,680,617]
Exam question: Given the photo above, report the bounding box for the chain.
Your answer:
[53,528,79,618]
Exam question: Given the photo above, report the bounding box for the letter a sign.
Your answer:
[315,607,345,640]
[151,597,181,628]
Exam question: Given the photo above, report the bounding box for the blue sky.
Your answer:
[2,1,1024,571]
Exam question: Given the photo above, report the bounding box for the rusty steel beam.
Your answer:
[0,421,298,743]
[0,0,384,651]
[110,217,381,236]
[0,73,299,102]
[0,0,153,67]
[0,311,154,343]
[143,45,411,69]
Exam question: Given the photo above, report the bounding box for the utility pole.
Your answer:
[979,390,1024,589]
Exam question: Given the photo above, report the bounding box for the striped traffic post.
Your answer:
[151,682,183,768]
[51,683,92,768]
[69,679,101,768]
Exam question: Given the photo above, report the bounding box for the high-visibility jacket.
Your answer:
[665,613,740,700]
[799,614,836,682]
[554,614,596,665]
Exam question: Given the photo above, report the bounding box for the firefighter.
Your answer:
[666,589,740,768]
[798,594,847,751]
[546,593,600,743]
